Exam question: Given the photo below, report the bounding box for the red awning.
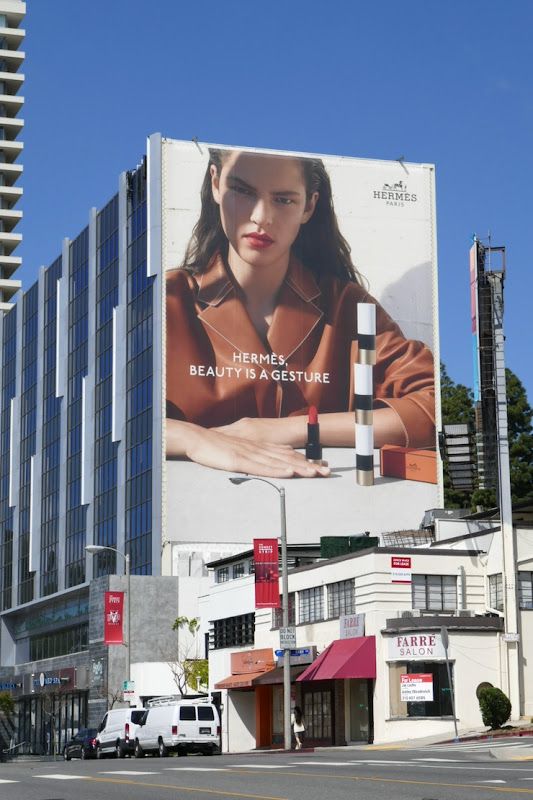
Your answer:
[214,668,277,690]
[296,636,376,681]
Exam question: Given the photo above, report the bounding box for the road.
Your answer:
[1,738,533,800]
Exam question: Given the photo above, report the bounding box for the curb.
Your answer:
[438,730,533,745]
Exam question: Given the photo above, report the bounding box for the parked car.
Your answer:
[134,699,220,758]
[96,708,146,758]
[63,728,98,760]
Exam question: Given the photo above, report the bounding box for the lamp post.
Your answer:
[229,477,291,751]
[86,545,131,692]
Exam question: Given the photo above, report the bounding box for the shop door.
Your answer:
[302,686,333,746]
[349,679,372,743]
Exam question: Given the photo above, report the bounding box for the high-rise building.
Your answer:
[0,0,24,312]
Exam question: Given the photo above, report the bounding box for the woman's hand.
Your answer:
[166,419,330,478]
[214,416,307,448]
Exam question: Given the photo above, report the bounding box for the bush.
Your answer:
[0,691,14,716]
[478,686,512,729]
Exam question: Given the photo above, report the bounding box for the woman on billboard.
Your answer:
[166,148,435,478]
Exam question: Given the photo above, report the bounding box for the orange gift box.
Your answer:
[380,445,437,484]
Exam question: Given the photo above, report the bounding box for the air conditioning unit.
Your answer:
[401,609,421,618]
[455,609,474,618]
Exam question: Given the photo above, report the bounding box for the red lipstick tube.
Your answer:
[305,406,322,464]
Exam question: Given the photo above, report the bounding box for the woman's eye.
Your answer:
[229,183,253,196]
[275,196,294,206]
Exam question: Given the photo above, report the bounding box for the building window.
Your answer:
[216,567,229,584]
[30,622,89,661]
[299,586,324,624]
[489,573,503,611]
[211,613,255,649]
[412,575,457,611]
[327,579,355,618]
[232,562,245,579]
[272,593,295,628]
[389,661,453,718]
[518,572,533,609]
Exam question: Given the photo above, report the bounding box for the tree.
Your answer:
[506,371,533,505]
[478,686,511,729]
[441,365,533,509]
[0,692,14,715]
[168,616,208,695]
[440,363,475,509]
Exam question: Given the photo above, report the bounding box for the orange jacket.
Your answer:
[166,255,435,448]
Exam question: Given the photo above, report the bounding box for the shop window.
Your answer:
[518,572,533,609]
[389,661,453,718]
[272,592,295,628]
[327,579,355,618]
[489,573,503,611]
[303,689,332,740]
[412,574,457,611]
[299,586,324,624]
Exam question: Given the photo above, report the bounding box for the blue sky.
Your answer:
[19,0,533,401]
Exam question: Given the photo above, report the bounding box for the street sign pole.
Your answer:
[441,626,459,742]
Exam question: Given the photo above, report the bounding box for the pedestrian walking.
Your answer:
[291,705,305,750]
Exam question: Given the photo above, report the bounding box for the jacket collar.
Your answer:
[196,253,323,361]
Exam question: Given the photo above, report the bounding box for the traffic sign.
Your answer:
[279,627,297,649]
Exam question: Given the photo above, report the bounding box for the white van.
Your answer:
[96,708,146,758]
[134,698,220,758]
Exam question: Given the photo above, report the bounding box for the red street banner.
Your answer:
[253,539,280,609]
[104,591,124,645]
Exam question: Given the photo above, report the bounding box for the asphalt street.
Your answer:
[2,738,533,800]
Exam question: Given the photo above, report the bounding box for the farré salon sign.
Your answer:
[388,632,446,661]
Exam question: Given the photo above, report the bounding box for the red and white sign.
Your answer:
[400,673,434,702]
[391,556,412,584]
[104,591,124,645]
[253,539,280,609]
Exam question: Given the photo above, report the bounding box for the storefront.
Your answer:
[10,668,89,755]
[297,636,376,745]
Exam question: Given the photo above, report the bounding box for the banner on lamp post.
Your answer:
[253,539,280,609]
[104,591,125,645]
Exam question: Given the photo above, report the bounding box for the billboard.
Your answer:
[157,139,440,545]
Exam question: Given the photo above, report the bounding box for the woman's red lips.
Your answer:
[245,233,274,248]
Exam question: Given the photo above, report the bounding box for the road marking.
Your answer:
[364,744,404,750]
[165,768,229,772]
[479,780,507,783]
[227,764,292,769]
[33,774,88,780]
[0,779,18,784]
[100,770,159,775]
[88,775,288,799]
[415,758,462,762]
[289,761,351,766]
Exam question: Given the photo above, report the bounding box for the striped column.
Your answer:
[355,303,376,486]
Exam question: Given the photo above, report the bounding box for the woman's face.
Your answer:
[211,151,318,271]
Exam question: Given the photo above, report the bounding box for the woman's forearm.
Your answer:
[216,409,407,449]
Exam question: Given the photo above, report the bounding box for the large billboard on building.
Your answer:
[153,138,440,547]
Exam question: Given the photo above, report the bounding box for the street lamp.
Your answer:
[86,545,131,692]
[229,477,291,751]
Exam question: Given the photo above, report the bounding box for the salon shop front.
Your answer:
[378,625,503,744]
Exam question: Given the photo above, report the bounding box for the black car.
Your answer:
[63,728,98,760]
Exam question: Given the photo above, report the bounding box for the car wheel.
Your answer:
[134,741,144,759]
[115,741,126,759]
[96,745,104,760]
[158,739,168,758]
[63,747,71,761]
